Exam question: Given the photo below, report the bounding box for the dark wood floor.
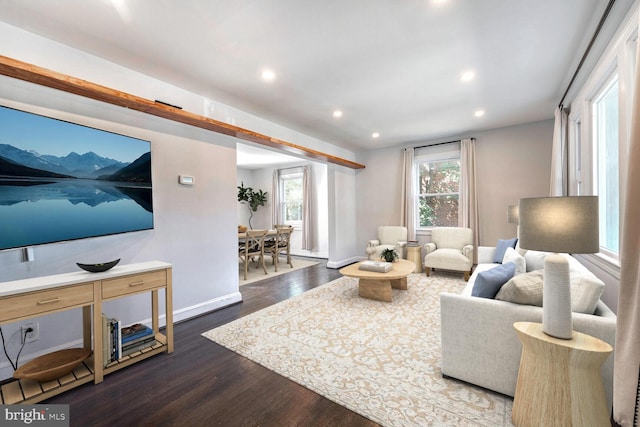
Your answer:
[47,258,380,427]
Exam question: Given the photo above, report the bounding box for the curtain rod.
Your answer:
[558,0,616,109]
[412,138,467,150]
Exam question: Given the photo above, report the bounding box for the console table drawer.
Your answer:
[0,284,94,322]
[102,270,167,299]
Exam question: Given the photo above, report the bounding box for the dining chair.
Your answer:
[239,229,268,280]
[266,225,293,272]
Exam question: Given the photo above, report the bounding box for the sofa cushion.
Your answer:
[493,238,518,263]
[472,262,516,299]
[495,270,544,305]
[424,248,473,271]
[502,247,526,275]
[524,250,550,272]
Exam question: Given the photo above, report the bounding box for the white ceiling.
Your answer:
[0,0,626,158]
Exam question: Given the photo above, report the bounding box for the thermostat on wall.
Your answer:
[178,175,195,186]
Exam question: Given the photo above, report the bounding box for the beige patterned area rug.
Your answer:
[239,257,319,285]
[203,273,514,426]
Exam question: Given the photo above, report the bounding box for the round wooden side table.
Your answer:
[406,245,422,273]
[511,321,612,427]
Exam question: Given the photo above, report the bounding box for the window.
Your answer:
[280,171,303,224]
[416,148,460,228]
[567,6,638,274]
[592,76,619,256]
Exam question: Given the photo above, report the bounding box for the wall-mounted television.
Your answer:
[0,104,153,251]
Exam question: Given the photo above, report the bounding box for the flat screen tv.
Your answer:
[0,104,153,251]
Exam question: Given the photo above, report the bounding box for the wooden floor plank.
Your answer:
[45,258,378,427]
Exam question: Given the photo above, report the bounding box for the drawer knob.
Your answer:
[129,281,145,287]
[37,297,61,305]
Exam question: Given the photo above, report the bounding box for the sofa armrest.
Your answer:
[477,246,496,264]
[440,293,541,397]
[462,244,474,261]
[424,242,436,254]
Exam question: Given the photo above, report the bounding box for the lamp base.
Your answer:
[542,253,573,339]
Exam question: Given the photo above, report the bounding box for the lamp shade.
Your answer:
[518,196,599,254]
[508,205,519,224]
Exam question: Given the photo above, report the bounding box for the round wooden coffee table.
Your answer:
[339,259,415,302]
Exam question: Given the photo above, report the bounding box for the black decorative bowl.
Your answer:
[76,259,120,273]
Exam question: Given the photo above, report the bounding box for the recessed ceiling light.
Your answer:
[333,110,343,118]
[474,110,485,117]
[261,69,276,81]
[460,71,475,82]
[372,132,380,138]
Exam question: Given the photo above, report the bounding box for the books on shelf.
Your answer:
[101,317,156,366]
[359,260,392,273]
[407,240,420,247]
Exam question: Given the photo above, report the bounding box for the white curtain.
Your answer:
[301,165,312,250]
[613,28,640,427]
[401,148,416,240]
[459,138,479,260]
[271,170,281,226]
[550,106,568,196]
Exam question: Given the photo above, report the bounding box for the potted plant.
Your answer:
[380,248,399,263]
[237,182,268,229]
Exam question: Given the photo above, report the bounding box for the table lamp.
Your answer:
[518,196,599,339]
[508,205,519,224]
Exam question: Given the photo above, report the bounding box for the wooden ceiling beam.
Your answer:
[0,55,365,170]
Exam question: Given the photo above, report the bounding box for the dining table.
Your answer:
[237,229,277,240]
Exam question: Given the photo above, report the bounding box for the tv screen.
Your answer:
[0,104,153,251]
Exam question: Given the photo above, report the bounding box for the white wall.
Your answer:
[327,165,359,268]
[0,85,242,379]
[475,120,554,245]
[0,22,356,378]
[355,120,554,257]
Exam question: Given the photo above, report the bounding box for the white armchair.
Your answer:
[366,226,408,260]
[423,227,474,281]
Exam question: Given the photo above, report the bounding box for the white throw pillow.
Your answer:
[524,250,550,272]
[502,247,526,275]
[570,267,605,314]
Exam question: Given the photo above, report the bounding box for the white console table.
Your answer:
[0,261,173,404]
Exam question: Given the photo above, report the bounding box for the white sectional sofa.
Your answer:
[439,245,617,409]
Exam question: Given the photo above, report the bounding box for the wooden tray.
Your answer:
[14,348,92,383]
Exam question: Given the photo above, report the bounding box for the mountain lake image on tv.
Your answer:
[0,104,153,251]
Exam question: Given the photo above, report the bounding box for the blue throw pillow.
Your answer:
[472,262,516,299]
[493,238,518,263]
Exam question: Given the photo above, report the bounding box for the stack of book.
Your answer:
[101,315,156,366]
[359,260,392,273]
[102,314,121,365]
[120,323,156,357]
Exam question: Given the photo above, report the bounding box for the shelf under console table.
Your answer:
[0,261,173,404]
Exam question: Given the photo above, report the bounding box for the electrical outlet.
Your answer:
[21,322,39,344]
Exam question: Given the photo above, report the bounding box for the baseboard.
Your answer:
[291,250,328,259]
[326,256,364,269]
[172,291,243,323]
